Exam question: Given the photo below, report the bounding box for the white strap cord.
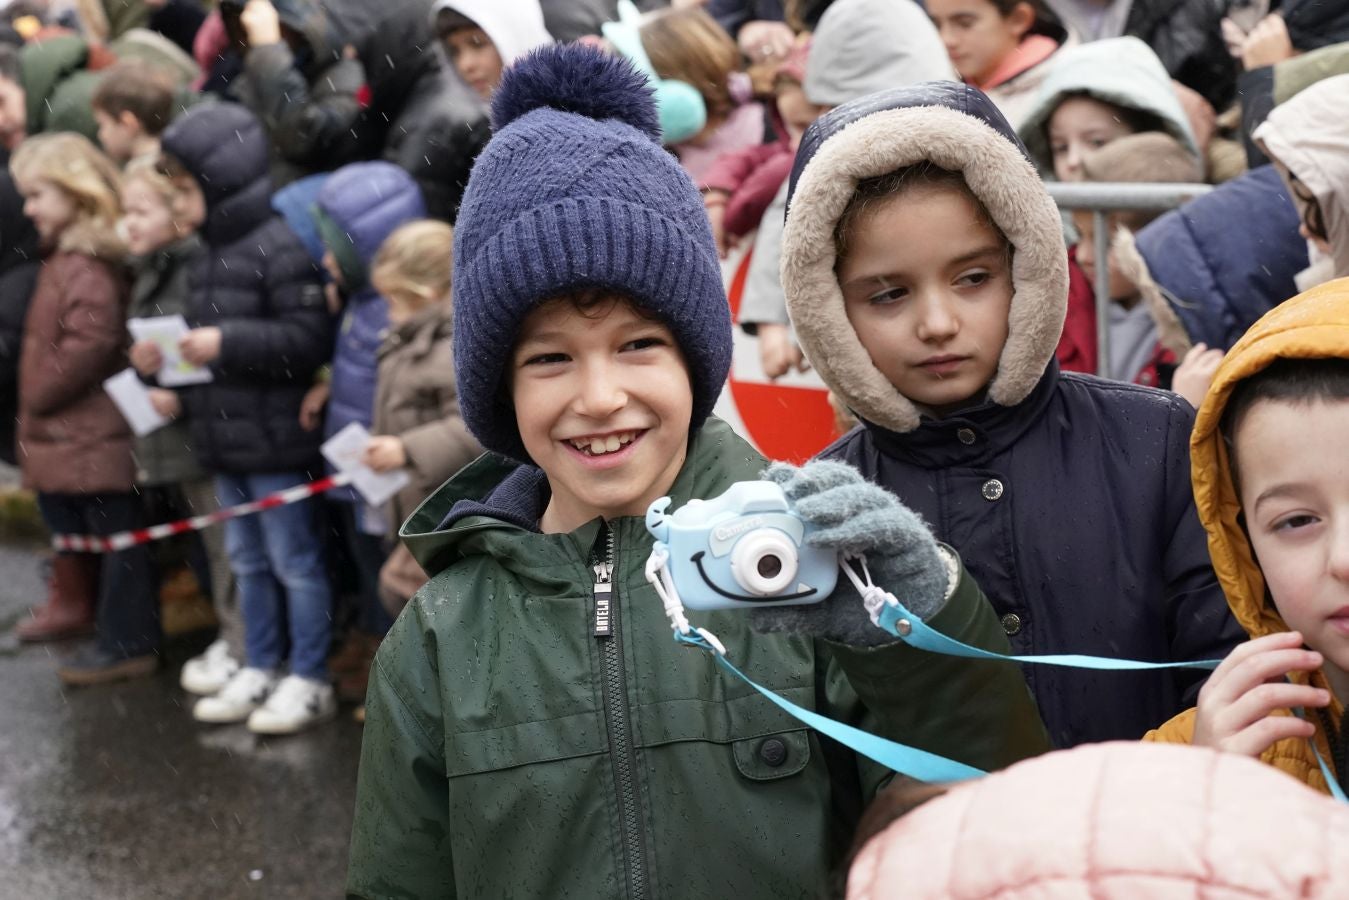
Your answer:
[644,546,727,655]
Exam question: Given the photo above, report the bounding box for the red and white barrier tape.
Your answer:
[51,471,355,554]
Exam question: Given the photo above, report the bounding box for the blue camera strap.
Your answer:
[838,558,1223,672]
[673,629,986,783]
[648,548,1348,799]
[873,601,1221,671]
[1292,706,1349,803]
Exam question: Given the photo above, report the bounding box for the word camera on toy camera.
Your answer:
[645,481,839,612]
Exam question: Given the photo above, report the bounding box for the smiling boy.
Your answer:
[347,47,1047,899]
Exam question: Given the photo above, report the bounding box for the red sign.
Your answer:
[713,243,841,464]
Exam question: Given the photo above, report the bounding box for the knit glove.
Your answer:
[749,461,950,647]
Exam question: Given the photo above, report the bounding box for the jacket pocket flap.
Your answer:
[446,710,607,777]
[733,729,811,780]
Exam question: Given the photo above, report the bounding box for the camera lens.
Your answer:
[757,555,782,579]
[730,530,799,597]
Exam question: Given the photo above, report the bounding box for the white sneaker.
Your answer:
[180,639,241,695]
[246,674,336,735]
[193,667,277,724]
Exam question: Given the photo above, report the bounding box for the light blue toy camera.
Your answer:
[645,481,839,611]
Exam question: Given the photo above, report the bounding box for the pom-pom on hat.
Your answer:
[453,43,732,462]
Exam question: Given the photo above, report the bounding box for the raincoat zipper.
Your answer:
[593,524,649,898]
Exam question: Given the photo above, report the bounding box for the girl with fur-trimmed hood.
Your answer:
[8,133,161,683]
[780,81,1245,748]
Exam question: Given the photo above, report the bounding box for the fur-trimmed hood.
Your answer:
[56,218,127,264]
[781,81,1068,433]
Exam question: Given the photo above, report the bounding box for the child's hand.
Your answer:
[1172,343,1225,409]
[241,0,283,47]
[757,323,808,379]
[748,461,948,647]
[148,388,181,419]
[1192,631,1330,758]
[179,327,222,366]
[1240,13,1294,71]
[362,436,407,472]
[737,20,794,63]
[298,382,329,431]
[129,339,164,377]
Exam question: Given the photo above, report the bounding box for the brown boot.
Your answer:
[337,653,373,704]
[16,553,99,642]
[328,628,376,676]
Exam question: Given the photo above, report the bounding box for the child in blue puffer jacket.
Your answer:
[309,161,427,703]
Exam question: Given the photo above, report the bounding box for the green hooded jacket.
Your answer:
[20,34,100,141]
[347,419,1049,899]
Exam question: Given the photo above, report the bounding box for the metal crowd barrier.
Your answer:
[1046,182,1213,379]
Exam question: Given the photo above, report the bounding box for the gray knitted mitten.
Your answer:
[748,461,949,647]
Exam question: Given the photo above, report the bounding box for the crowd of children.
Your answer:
[3,0,1349,895]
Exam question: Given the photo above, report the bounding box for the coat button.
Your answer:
[981,479,1004,501]
[956,427,976,445]
[759,738,788,767]
[1001,613,1023,636]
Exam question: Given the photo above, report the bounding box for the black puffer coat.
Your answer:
[0,170,38,466]
[159,103,332,474]
[1125,0,1237,111]
[356,2,489,221]
[219,0,367,186]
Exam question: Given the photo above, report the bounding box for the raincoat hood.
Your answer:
[1254,74,1349,281]
[803,0,955,107]
[1017,36,1199,177]
[19,33,88,133]
[1192,277,1349,644]
[430,0,553,68]
[781,82,1068,434]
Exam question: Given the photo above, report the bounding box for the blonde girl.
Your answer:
[363,221,481,616]
[120,156,243,696]
[10,134,162,685]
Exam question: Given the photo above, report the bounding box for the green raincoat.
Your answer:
[348,419,1049,899]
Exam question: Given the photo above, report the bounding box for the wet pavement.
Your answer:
[0,539,364,899]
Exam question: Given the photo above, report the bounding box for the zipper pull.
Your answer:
[593,558,613,638]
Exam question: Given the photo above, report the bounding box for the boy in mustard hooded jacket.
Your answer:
[1147,278,1349,796]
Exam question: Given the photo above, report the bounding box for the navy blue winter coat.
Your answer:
[159,103,332,474]
[822,364,1245,747]
[1135,165,1308,351]
[315,162,425,477]
[782,81,1245,749]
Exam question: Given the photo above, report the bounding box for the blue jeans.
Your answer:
[216,472,332,680]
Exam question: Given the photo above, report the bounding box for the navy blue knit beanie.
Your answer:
[452,43,732,462]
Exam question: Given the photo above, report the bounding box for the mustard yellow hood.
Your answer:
[1193,277,1349,640]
